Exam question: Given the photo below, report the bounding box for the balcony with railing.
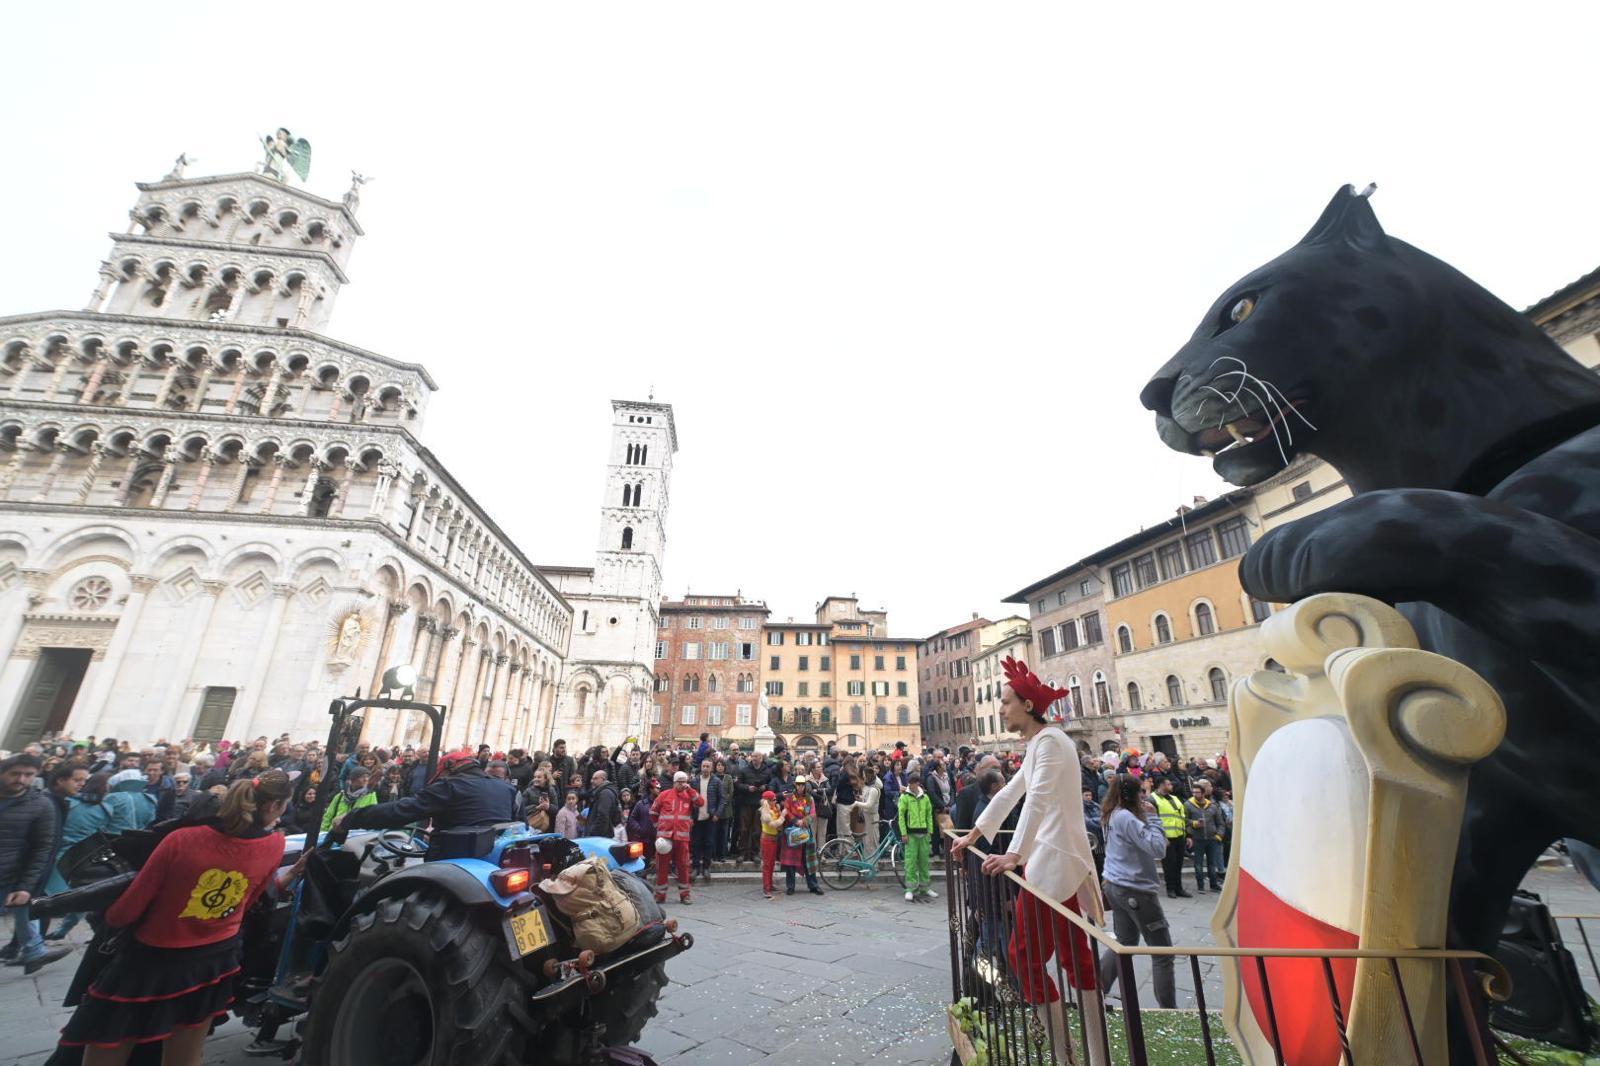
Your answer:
[769,708,836,734]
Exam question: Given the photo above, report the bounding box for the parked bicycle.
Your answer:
[819,820,906,890]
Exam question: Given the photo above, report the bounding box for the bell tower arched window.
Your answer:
[620,527,634,550]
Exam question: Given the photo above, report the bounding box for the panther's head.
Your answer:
[1141,184,1439,486]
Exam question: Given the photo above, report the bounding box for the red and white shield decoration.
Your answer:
[1235,717,1365,1065]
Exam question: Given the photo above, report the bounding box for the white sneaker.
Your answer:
[925,888,937,899]
[905,890,915,901]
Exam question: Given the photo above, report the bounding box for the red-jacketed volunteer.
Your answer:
[650,770,703,905]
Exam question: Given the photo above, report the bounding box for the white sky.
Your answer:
[4,4,1598,637]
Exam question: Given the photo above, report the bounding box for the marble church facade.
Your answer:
[0,163,573,752]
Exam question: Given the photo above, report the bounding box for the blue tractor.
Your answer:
[36,691,691,1065]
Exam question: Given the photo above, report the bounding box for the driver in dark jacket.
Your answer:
[339,751,515,832]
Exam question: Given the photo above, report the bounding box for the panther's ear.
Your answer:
[1300,183,1389,254]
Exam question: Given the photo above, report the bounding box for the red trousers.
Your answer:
[655,839,691,899]
[760,835,778,895]
[1010,889,1098,1003]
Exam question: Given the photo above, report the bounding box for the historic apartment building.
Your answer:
[0,152,572,752]
[650,593,767,748]
[968,615,1030,745]
[1002,564,1116,745]
[762,595,921,753]
[916,615,988,750]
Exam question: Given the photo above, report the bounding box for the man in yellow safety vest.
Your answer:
[1150,776,1192,899]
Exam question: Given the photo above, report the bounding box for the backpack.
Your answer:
[538,858,642,956]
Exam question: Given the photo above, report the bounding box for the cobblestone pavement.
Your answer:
[2,865,1593,1065]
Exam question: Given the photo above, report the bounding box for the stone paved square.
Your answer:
[2,866,1592,1065]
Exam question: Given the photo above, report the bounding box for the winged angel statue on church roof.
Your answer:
[259,127,311,183]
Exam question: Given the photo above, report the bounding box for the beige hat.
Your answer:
[673,771,689,783]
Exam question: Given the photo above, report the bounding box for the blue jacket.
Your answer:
[341,766,516,831]
[104,783,156,832]
[693,741,714,770]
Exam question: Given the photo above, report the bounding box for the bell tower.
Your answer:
[594,400,675,608]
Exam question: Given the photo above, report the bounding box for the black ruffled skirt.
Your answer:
[59,936,239,1048]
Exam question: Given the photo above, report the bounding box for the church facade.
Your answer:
[0,159,576,753]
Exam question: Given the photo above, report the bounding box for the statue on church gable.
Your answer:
[162,153,194,181]
[259,128,312,183]
[344,171,372,212]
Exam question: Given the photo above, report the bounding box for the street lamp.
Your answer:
[381,663,418,699]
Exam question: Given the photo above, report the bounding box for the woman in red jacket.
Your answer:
[60,769,297,1065]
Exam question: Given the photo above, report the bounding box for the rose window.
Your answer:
[70,576,113,611]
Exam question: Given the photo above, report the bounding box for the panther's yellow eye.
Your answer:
[1230,296,1256,324]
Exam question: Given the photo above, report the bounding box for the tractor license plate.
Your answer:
[505,907,552,958]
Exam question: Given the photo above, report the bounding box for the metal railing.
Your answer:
[1549,914,1598,998]
[943,831,1512,1066]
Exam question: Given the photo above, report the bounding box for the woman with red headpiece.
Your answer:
[952,656,1109,1066]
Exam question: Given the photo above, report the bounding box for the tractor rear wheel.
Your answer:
[592,959,670,1047]
[300,891,534,1066]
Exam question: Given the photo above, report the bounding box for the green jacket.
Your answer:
[322,788,377,831]
[897,789,934,836]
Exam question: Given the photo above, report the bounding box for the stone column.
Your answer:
[299,458,325,516]
[327,387,345,421]
[0,442,29,499]
[41,358,72,403]
[223,368,249,415]
[77,354,110,404]
[183,448,215,510]
[223,457,254,512]
[149,454,179,509]
[260,360,283,416]
[75,442,108,505]
[154,580,226,741]
[114,450,144,506]
[485,653,511,749]
[425,624,458,704]
[230,583,296,741]
[151,355,182,409]
[358,601,411,744]
[188,357,214,412]
[87,263,119,312]
[464,651,495,746]
[368,462,398,519]
[70,575,156,736]
[446,636,480,748]
[258,453,289,514]
[330,457,357,517]
[31,443,70,502]
[113,355,144,406]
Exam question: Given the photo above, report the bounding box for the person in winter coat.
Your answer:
[688,761,724,882]
[897,774,936,901]
[0,755,70,973]
[584,770,623,839]
[340,751,516,832]
[712,757,736,862]
[627,780,660,872]
[1096,773,1177,1008]
[692,732,715,771]
[286,785,323,835]
[321,766,378,831]
[733,752,769,864]
[548,739,578,795]
[555,792,582,839]
[1184,780,1227,893]
[778,779,823,896]
[651,772,704,904]
[759,790,784,899]
[104,768,157,831]
[521,768,560,832]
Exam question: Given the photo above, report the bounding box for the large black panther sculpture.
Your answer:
[1140,184,1600,1014]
